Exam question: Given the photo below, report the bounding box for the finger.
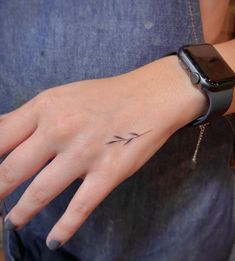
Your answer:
[0,129,55,198]
[46,171,121,250]
[0,111,13,121]
[4,152,86,230]
[0,99,38,157]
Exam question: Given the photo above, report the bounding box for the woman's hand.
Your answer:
[0,56,206,249]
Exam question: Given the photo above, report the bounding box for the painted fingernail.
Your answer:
[4,218,17,231]
[47,240,61,251]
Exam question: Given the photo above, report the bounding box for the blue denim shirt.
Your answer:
[0,1,235,260]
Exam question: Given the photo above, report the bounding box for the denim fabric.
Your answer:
[0,0,235,260]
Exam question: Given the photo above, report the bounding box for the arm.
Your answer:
[1,39,234,250]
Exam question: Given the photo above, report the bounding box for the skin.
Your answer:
[199,0,230,43]
[1,1,235,249]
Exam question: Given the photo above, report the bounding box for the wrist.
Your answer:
[128,40,235,131]
[124,55,208,132]
[160,55,208,129]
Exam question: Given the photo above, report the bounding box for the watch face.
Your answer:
[182,44,235,84]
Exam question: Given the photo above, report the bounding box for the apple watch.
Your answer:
[175,43,235,126]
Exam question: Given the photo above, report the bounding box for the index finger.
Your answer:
[0,99,38,156]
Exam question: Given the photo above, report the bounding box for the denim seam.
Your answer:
[186,0,199,43]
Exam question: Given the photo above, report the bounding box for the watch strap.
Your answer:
[189,83,234,126]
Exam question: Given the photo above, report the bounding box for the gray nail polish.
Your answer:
[47,240,61,251]
[4,218,17,230]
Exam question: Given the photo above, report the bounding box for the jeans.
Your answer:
[0,0,235,260]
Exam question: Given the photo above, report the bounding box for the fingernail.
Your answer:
[4,218,17,231]
[47,240,61,251]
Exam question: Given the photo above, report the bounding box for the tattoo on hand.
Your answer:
[106,129,152,145]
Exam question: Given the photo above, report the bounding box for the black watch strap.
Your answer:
[189,84,234,126]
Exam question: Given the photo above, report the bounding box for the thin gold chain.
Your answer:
[191,123,209,165]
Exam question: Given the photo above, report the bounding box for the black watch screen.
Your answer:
[181,44,235,84]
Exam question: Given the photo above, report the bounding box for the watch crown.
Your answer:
[190,72,200,84]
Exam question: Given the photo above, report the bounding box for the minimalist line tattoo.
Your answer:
[106,129,153,145]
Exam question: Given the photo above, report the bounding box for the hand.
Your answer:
[0,56,206,249]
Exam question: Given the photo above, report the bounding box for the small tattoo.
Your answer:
[106,129,152,145]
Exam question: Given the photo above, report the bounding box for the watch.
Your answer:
[176,43,235,126]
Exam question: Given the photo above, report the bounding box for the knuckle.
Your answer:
[27,185,47,206]
[0,163,16,185]
[53,122,72,140]
[70,202,91,217]
[35,89,58,113]
[66,145,88,162]
[38,124,55,141]
[62,223,75,238]
[57,221,76,239]
[41,122,72,144]
[96,155,118,177]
